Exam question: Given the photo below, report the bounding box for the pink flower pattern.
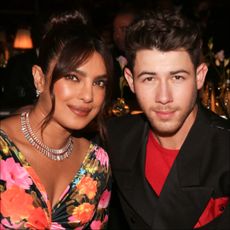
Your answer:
[1,218,23,229]
[0,129,111,230]
[0,157,32,190]
[90,214,108,230]
[90,220,103,229]
[98,189,111,209]
[95,148,109,169]
[50,222,66,229]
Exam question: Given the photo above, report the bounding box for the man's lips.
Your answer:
[155,110,175,119]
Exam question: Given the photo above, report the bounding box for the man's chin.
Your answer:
[154,129,177,137]
[151,123,180,137]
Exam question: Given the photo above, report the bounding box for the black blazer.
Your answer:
[105,105,230,230]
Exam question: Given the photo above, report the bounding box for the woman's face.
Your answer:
[47,52,108,131]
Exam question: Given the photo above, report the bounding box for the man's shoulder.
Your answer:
[201,107,230,132]
[105,113,148,145]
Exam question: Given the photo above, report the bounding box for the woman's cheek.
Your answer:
[54,82,74,99]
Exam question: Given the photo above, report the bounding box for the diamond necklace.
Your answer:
[21,112,73,161]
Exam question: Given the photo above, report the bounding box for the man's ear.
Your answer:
[32,65,45,92]
[196,63,208,90]
[124,67,135,93]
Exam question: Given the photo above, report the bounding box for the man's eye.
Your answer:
[144,77,154,82]
[65,74,79,81]
[173,75,185,80]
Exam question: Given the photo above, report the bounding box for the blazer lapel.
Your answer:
[112,117,160,228]
[152,109,214,229]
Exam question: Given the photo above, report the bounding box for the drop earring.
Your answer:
[36,89,40,97]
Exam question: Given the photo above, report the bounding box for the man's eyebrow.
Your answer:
[170,69,190,75]
[136,71,156,78]
[136,69,190,78]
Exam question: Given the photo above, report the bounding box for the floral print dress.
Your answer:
[0,129,112,229]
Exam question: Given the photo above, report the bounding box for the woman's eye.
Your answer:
[65,74,79,81]
[94,79,107,88]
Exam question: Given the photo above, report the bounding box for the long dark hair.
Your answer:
[37,10,113,141]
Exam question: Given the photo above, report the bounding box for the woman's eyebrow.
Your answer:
[74,69,108,79]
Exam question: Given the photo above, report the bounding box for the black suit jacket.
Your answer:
[104,105,230,229]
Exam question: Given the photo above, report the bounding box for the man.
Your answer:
[105,8,230,229]
[112,6,134,56]
[111,5,139,112]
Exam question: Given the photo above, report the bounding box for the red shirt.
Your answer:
[145,131,179,196]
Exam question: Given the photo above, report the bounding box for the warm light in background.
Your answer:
[13,28,33,49]
[0,30,9,67]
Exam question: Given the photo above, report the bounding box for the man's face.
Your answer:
[125,49,206,137]
[113,13,134,52]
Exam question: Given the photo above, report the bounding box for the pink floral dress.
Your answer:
[0,129,111,229]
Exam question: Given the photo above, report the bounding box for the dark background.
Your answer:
[0,0,229,114]
[0,0,229,49]
[1,0,229,56]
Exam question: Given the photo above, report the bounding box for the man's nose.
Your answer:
[155,81,173,104]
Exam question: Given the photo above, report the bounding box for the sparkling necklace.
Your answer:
[21,112,73,161]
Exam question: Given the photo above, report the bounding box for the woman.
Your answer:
[0,10,112,229]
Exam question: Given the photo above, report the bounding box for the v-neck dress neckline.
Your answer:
[0,129,112,229]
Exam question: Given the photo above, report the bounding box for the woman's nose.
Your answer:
[79,83,93,103]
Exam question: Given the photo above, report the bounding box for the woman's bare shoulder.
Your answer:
[1,114,21,138]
